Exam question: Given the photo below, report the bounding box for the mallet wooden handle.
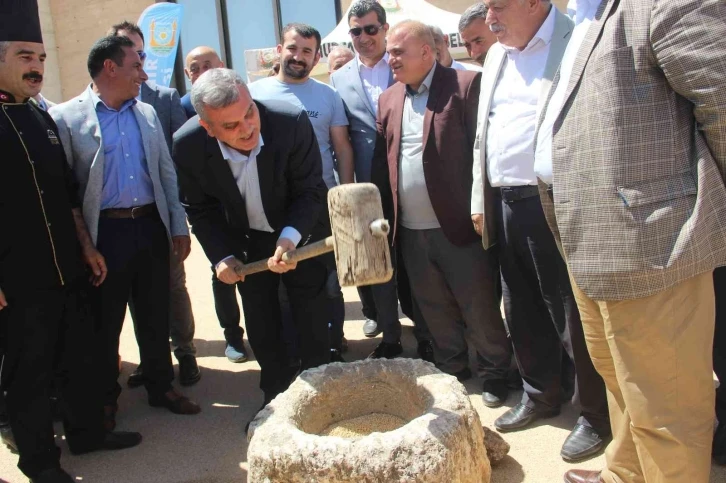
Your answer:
[235,237,334,277]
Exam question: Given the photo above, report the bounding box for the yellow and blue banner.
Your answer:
[138,3,184,87]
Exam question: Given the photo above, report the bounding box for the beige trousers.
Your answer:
[571,272,715,483]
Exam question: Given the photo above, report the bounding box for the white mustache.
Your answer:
[490,24,505,33]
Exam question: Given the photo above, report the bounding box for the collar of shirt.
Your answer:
[501,4,557,54]
[357,52,389,72]
[88,84,136,113]
[568,0,603,23]
[406,62,437,97]
[0,89,23,104]
[218,135,265,163]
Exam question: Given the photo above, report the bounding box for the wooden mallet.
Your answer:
[235,183,393,286]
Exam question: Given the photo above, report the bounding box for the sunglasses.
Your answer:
[349,24,383,37]
[137,50,147,61]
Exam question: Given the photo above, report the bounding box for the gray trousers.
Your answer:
[168,258,196,359]
[399,227,511,379]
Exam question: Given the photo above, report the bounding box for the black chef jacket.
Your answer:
[0,89,84,298]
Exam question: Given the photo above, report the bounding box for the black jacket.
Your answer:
[0,91,84,297]
[172,100,330,266]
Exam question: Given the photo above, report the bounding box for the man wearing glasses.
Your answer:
[107,21,201,389]
[330,0,434,362]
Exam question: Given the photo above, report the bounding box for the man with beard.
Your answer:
[458,2,497,66]
[0,2,142,481]
[249,23,354,361]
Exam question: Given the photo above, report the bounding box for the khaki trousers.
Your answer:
[571,272,715,483]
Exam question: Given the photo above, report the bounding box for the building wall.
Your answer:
[46,0,153,101]
[38,0,63,103]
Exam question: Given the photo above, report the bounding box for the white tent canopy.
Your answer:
[244,0,470,82]
[321,0,468,59]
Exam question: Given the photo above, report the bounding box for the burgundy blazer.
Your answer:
[371,64,482,247]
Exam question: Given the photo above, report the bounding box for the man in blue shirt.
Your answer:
[50,36,201,428]
[249,23,355,360]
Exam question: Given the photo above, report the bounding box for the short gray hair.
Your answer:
[191,68,247,120]
[458,3,488,33]
[0,41,9,62]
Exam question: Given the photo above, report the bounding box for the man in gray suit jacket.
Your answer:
[330,0,433,362]
[472,0,608,463]
[533,0,726,481]
[50,36,201,426]
[109,22,200,386]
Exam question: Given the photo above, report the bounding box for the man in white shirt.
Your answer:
[471,0,609,463]
[330,0,434,362]
[535,0,726,481]
[250,23,354,360]
[429,25,480,72]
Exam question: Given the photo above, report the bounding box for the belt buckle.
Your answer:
[131,206,141,219]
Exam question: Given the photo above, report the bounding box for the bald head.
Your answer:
[386,19,437,90]
[327,46,354,75]
[389,20,436,50]
[185,46,224,85]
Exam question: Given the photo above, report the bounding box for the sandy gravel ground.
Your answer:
[2,236,725,482]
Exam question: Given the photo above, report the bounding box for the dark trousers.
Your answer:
[498,192,609,433]
[357,278,402,343]
[400,227,511,379]
[94,213,173,404]
[236,231,330,402]
[395,241,432,343]
[715,267,726,423]
[211,270,246,346]
[0,283,104,478]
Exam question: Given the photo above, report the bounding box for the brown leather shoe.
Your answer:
[149,389,201,415]
[563,469,603,483]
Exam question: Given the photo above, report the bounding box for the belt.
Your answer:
[499,185,540,203]
[100,204,157,219]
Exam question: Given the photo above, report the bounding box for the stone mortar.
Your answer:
[247,358,491,483]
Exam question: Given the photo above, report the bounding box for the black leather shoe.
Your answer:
[481,379,509,408]
[494,403,560,432]
[367,341,403,359]
[417,340,435,363]
[561,424,610,462]
[69,431,142,455]
[178,354,201,386]
[30,468,74,483]
[362,319,382,338]
[453,367,473,382]
[563,469,604,483]
[714,422,726,465]
[330,349,346,363]
[127,364,147,388]
[0,423,17,453]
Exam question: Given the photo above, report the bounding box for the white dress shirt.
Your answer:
[216,136,301,267]
[534,0,603,184]
[399,64,440,230]
[486,5,556,188]
[357,53,390,115]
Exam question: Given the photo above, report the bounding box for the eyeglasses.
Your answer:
[348,24,382,37]
[137,50,147,61]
